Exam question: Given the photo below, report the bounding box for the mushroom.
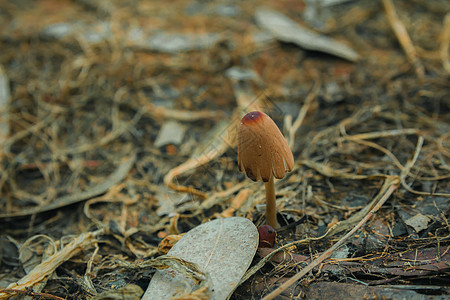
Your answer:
[237,111,294,228]
[258,225,276,248]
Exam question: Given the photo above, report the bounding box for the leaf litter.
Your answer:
[0,0,449,299]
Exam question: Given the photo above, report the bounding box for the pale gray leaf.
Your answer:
[154,120,186,148]
[143,32,221,53]
[143,217,258,300]
[405,213,431,233]
[255,8,359,62]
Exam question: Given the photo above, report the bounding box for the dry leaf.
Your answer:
[143,217,258,300]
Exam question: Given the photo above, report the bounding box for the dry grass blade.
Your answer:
[83,242,99,295]
[147,104,225,122]
[341,133,449,198]
[119,255,212,298]
[139,256,210,287]
[0,114,54,155]
[0,153,136,218]
[400,136,450,197]
[287,81,319,150]
[382,0,425,78]
[440,13,450,74]
[0,65,11,193]
[0,288,64,300]
[339,128,420,141]
[299,160,388,180]
[163,117,238,199]
[348,139,405,170]
[304,105,382,158]
[240,230,331,284]
[0,229,104,299]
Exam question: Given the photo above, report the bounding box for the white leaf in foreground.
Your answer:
[143,217,258,300]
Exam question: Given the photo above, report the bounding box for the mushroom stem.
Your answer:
[264,176,278,228]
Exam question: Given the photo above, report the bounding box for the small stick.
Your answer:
[340,128,419,141]
[382,0,425,78]
[440,13,450,74]
[0,288,64,300]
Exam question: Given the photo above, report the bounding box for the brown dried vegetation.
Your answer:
[0,0,449,299]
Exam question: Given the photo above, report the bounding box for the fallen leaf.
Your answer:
[143,217,258,300]
[255,8,360,61]
[404,213,430,233]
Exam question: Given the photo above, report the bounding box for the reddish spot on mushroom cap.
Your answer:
[241,111,264,124]
[258,225,276,248]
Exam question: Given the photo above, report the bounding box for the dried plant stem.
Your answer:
[240,230,332,285]
[441,13,450,74]
[0,289,64,300]
[164,114,240,199]
[349,139,405,170]
[382,0,424,78]
[0,229,104,300]
[164,158,213,199]
[340,128,419,141]
[264,176,278,228]
[83,242,99,295]
[287,81,319,150]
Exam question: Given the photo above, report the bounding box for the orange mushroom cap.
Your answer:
[238,111,294,182]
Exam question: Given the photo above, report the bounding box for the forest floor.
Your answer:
[0,0,449,299]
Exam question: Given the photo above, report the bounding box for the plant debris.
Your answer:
[0,0,449,299]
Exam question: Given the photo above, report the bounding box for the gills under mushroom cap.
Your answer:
[238,111,294,182]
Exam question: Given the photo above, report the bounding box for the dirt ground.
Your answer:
[0,0,449,299]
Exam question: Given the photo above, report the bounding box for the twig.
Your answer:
[287,81,320,150]
[144,103,225,122]
[304,105,382,158]
[164,113,240,199]
[348,139,405,170]
[339,128,419,141]
[0,114,54,154]
[400,136,450,197]
[83,242,99,295]
[240,230,332,285]
[382,0,425,78]
[83,183,127,227]
[441,13,450,74]
[0,288,64,300]
[0,229,104,300]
